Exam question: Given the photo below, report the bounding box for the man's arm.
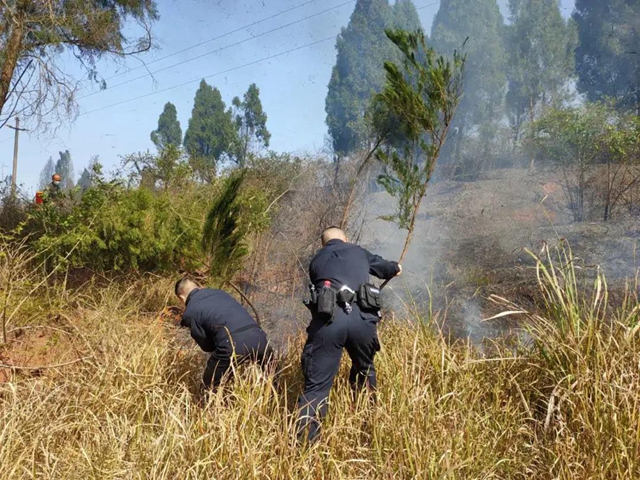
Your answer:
[365,249,401,280]
[185,315,216,352]
[179,314,192,328]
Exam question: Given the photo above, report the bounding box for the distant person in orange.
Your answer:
[45,174,62,200]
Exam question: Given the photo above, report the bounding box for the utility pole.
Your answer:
[7,117,27,198]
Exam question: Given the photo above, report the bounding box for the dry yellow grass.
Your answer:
[0,243,639,479]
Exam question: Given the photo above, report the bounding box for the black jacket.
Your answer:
[309,239,399,319]
[180,288,258,353]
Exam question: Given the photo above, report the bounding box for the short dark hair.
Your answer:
[175,277,197,297]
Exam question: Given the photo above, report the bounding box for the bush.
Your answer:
[528,103,640,222]
[21,155,298,278]
[25,170,208,273]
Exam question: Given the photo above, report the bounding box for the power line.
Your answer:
[417,1,439,11]
[98,0,324,84]
[63,0,441,119]
[79,0,355,100]
[78,36,337,118]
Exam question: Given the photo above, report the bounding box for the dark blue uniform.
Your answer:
[297,239,399,442]
[180,288,271,388]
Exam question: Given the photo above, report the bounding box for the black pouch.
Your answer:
[303,284,318,312]
[358,283,382,311]
[316,284,336,322]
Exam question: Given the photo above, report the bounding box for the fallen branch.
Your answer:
[227,281,262,327]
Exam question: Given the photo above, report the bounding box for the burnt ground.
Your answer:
[356,167,640,346]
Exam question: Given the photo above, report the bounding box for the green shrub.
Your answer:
[25,170,207,273]
[22,156,292,277]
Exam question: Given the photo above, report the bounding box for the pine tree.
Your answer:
[574,0,640,111]
[77,156,99,191]
[392,0,422,32]
[54,150,74,190]
[39,157,56,190]
[325,0,423,163]
[184,80,237,174]
[202,171,249,283]
[325,0,395,158]
[432,0,506,150]
[78,169,92,191]
[151,102,182,150]
[232,83,271,167]
[506,0,576,143]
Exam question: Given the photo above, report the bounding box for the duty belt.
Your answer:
[229,324,261,336]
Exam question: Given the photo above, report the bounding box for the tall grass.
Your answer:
[0,242,639,478]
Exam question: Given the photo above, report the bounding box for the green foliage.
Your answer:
[432,0,506,144]
[201,156,288,285]
[244,152,303,201]
[0,0,158,125]
[574,0,640,111]
[506,0,576,141]
[18,148,300,281]
[202,172,248,284]
[527,103,636,221]
[232,84,271,167]
[184,80,237,178]
[529,104,608,168]
[326,0,395,157]
[375,29,465,258]
[55,150,75,190]
[392,0,422,32]
[603,116,640,163]
[77,156,99,192]
[151,102,183,150]
[77,169,92,191]
[25,164,206,273]
[598,114,640,220]
[123,146,192,191]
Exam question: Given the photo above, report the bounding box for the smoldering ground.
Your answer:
[355,161,640,349]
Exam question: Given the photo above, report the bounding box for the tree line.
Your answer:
[325,0,639,163]
[38,80,270,190]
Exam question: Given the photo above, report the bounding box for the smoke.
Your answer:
[461,299,488,351]
[357,150,640,347]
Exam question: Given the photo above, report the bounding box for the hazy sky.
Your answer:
[0,0,575,193]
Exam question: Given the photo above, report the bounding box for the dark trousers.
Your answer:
[296,312,380,443]
[203,328,272,389]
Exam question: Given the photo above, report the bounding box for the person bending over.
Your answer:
[175,278,272,389]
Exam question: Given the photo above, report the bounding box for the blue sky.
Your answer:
[0,0,575,193]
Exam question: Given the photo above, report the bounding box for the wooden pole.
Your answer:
[7,117,26,198]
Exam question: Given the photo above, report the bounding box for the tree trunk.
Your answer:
[528,97,536,174]
[0,13,24,118]
[333,154,342,186]
[379,182,429,290]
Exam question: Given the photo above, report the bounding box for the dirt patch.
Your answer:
[0,324,84,383]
